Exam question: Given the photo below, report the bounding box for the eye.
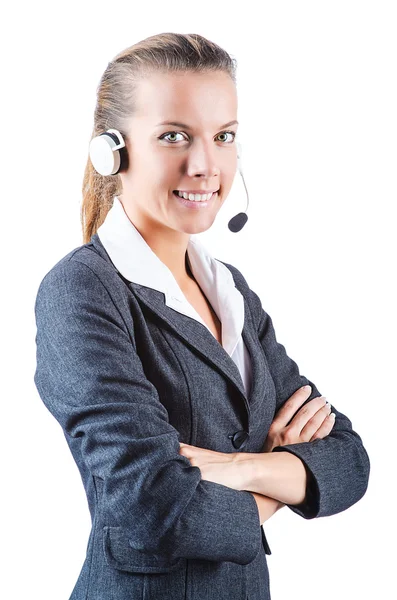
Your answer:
[159,131,186,143]
[216,131,236,143]
[158,130,236,144]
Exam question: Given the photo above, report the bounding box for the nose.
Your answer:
[185,142,221,179]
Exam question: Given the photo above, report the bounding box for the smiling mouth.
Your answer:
[173,190,219,201]
[172,190,219,208]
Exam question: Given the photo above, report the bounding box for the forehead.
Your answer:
[133,71,238,126]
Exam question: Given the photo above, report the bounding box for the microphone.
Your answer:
[228,211,248,232]
[228,141,249,232]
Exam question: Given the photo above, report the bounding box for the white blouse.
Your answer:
[97,196,253,397]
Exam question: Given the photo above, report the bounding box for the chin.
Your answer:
[180,218,216,235]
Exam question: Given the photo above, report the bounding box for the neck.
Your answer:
[118,195,195,285]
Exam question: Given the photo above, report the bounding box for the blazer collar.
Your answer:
[96,196,244,356]
[89,199,269,416]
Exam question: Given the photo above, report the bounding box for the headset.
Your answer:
[89,128,249,232]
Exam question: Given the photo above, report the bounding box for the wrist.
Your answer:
[233,451,265,492]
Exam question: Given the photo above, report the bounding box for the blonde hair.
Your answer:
[81,32,237,244]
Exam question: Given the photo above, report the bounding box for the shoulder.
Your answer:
[34,239,127,311]
[34,241,137,345]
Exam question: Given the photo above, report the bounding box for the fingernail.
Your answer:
[329,413,336,419]
[303,385,311,391]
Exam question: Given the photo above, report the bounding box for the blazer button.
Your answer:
[228,430,249,449]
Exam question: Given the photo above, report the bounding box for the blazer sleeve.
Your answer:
[33,258,262,565]
[226,264,370,520]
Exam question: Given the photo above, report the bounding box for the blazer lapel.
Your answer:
[89,233,268,419]
[128,282,269,421]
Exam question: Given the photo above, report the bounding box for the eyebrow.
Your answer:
[156,119,239,129]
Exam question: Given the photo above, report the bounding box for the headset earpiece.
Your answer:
[89,128,128,176]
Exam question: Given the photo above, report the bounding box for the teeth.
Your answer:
[177,191,215,202]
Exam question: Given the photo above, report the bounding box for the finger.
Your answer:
[274,387,326,430]
[300,401,332,441]
[272,385,313,428]
[310,412,336,441]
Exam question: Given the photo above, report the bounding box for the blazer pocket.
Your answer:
[103,526,185,574]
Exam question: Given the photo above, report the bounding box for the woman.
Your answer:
[34,33,370,600]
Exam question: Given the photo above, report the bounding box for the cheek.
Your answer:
[135,148,169,176]
[154,162,179,188]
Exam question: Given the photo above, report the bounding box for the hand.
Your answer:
[262,385,335,452]
[178,443,245,491]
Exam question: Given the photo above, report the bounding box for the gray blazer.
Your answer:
[33,233,370,600]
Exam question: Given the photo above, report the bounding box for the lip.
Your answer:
[175,189,219,194]
[173,190,218,209]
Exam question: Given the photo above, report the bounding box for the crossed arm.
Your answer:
[179,445,311,524]
[236,451,311,524]
[179,387,332,525]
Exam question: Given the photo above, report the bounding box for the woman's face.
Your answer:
[119,70,239,235]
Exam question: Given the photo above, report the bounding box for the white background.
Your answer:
[1,0,395,598]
